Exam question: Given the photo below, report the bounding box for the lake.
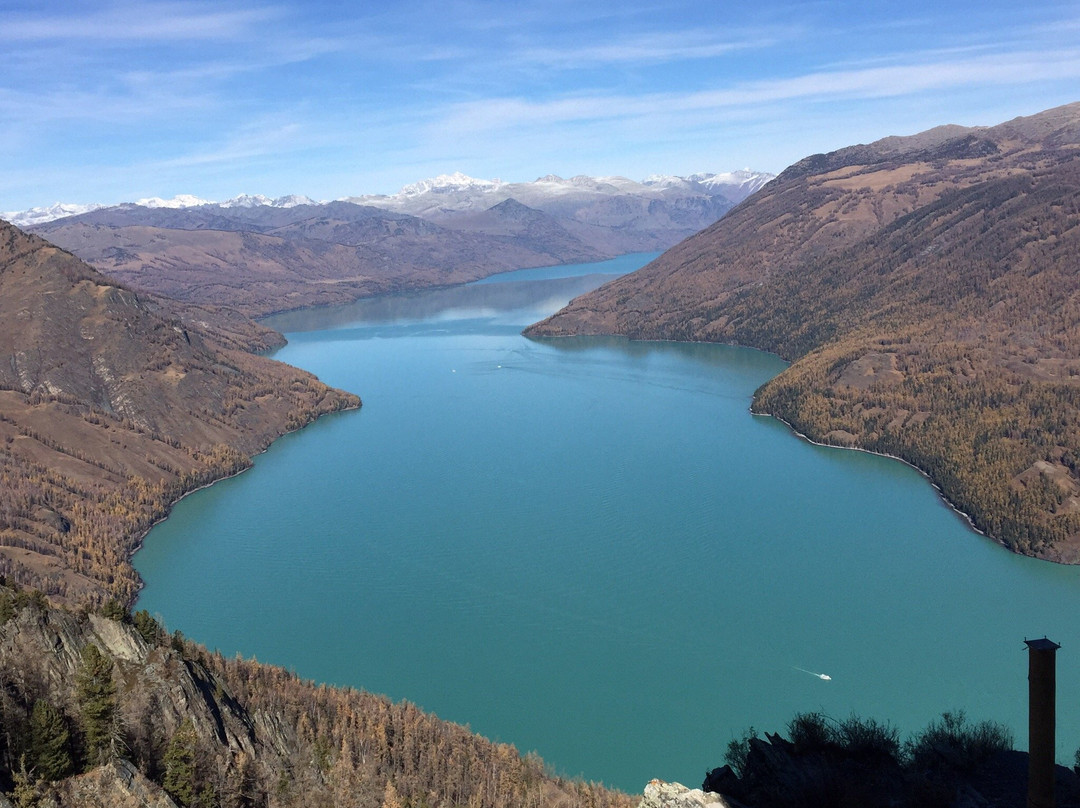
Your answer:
[135,252,1080,792]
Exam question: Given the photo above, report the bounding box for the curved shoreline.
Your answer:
[127,399,362,605]
[526,330,1054,563]
[751,409,995,545]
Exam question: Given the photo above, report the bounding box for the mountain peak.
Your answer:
[2,201,107,228]
[6,167,776,229]
[397,172,502,197]
[134,194,212,209]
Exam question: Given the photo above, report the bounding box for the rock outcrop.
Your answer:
[42,760,178,808]
[638,779,736,808]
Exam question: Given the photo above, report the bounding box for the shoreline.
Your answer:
[526,329,1046,562]
[126,398,362,606]
[751,408,1001,547]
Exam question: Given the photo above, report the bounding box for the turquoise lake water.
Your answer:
[135,252,1080,792]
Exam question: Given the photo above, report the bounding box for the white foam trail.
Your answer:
[794,666,832,681]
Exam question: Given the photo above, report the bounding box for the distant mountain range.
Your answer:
[3,170,772,228]
[11,170,772,317]
[528,101,1080,563]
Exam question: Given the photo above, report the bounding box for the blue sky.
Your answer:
[3,0,1080,210]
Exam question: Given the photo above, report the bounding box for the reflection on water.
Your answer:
[472,252,662,284]
[261,253,660,335]
[261,274,620,334]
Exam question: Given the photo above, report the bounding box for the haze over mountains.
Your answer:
[10,171,772,317]
[529,101,1080,562]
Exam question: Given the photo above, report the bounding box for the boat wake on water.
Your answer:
[794,666,832,681]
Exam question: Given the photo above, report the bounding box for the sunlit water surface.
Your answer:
[135,252,1080,791]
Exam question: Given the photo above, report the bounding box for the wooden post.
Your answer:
[1026,637,1060,808]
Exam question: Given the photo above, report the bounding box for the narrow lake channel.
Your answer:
[135,253,1080,791]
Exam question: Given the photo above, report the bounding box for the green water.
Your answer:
[135,253,1080,791]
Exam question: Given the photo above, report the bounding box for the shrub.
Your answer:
[723,727,756,778]
[835,715,900,761]
[906,710,1013,773]
[787,712,833,752]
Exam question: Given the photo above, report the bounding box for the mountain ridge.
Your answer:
[21,169,773,318]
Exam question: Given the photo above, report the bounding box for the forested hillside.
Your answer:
[0,582,630,808]
[0,222,359,605]
[528,102,1080,561]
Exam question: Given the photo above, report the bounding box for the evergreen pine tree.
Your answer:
[162,719,198,807]
[75,643,116,765]
[132,610,162,645]
[29,699,72,781]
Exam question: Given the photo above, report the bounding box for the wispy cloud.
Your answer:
[4,0,1080,210]
[518,31,772,68]
[1,1,282,42]
[436,48,1080,134]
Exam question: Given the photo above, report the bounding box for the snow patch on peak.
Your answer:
[135,194,212,209]
[270,194,316,208]
[3,202,107,228]
[220,194,273,208]
[641,174,693,189]
[687,170,774,191]
[568,175,641,192]
[397,172,502,197]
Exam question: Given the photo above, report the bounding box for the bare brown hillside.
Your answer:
[528,102,1080,561]
[0,222,359,604]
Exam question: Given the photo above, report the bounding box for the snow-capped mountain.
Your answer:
[218,194,316,209]
[393,172,503,197]
[687,170,775,201]
[344,170,774,219]
[134,194,213,209]
[4,193,320,227]
[22,167,775,319]
[642,169,773,202]
[2,201,108,228]
[5,170,773,229]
